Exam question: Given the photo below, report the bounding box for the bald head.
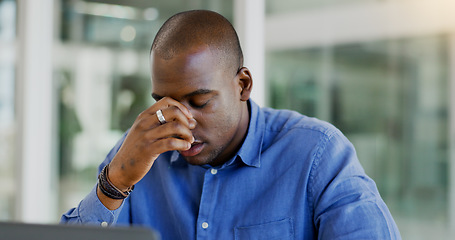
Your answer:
[151,10,243,75]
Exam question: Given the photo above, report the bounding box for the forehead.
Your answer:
[151,46,226,98]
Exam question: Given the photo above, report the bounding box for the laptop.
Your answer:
[0,221,160,240]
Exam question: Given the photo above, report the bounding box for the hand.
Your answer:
[107,97,196,192]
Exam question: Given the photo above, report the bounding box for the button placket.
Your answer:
[196,168,220,238]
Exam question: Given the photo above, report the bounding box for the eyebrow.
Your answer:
[151,89,214,100]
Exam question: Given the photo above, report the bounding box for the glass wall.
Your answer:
[267,36,449,239]
[266,0,376,14]
[56,0,234,218]
[0,0,16,221]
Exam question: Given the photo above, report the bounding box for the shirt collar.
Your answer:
[170,99,264,168]
[234,99,263,168]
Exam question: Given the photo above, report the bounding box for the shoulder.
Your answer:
[260,107,342,144]
[258,107,357,168]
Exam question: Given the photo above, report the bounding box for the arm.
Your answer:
[310,130,401,239]
[61,97,196,224]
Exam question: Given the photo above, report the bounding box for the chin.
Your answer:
[180,145,226,166]
[182,155,212,166]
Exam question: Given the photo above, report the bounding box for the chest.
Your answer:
[129,158,314,239]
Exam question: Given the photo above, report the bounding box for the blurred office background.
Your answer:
[1,0,455,239]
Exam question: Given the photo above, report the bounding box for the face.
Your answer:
[151,45,251,166]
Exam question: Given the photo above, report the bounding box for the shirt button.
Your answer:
[210,169,217,175]
[202,222,209,229]
[101,221,108,227]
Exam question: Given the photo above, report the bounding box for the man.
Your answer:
[62,10,401,239]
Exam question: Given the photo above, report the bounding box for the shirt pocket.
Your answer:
[234,218,294,240]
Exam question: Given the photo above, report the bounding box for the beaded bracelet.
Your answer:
[98,164,134,200]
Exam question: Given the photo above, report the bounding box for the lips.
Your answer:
[179,140,204,157]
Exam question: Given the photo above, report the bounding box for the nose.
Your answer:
[179,101,198,128]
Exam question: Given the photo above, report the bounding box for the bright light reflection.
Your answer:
[74,2,143,20]
[120,25,136,42]
[144,8,159,21]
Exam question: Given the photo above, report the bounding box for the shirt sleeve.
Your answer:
[309,129,401,239]
[60,185,126,225]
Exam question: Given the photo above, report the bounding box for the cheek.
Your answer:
[214,104,240,136]
[204,112,233,134]
[197,101,239,139]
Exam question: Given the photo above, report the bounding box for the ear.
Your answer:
[236,67,253,101]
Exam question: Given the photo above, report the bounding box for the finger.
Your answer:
[151,137,191,153]
[135,105,195,131]
[156,97,193,119]
[146,121,194,144]
[134,114,162,131]
[160,105,195,129]
[138,97,191,120]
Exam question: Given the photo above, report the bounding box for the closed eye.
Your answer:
[190,100,209,109]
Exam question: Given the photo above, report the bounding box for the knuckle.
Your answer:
[136,118,151,130]
[137,110,146,119]
[137,108,152,120]
[135,118,146,129]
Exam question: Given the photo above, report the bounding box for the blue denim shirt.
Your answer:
[61,100,401,239]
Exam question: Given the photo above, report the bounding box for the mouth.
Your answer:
[179,140,204,157]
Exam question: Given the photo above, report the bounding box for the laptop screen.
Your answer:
[0,222,160,240]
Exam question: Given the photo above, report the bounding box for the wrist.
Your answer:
[98,164,134,199]
[96,186,123,210]
[107,163,135,192]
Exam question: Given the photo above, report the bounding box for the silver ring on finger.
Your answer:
[156,109,166,124]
